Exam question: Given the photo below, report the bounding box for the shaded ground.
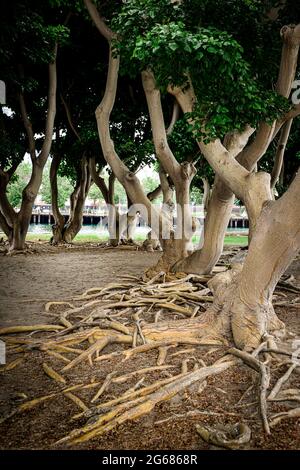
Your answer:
[0,244,299,450]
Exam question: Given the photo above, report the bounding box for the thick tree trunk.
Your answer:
[0,160,45,251]
[8,215,28,250]
[231,172,300,349]
[209,170,300,350]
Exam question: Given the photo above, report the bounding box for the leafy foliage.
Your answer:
[6,162,32,208]
[112,0,290,141]
[41,161,73,208]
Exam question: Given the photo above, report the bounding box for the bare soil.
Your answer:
[0,244,299,450]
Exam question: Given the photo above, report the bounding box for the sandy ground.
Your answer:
[0,247,160,327]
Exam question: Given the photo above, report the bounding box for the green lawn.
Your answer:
[1,231,248,246]
[223,235,248,246]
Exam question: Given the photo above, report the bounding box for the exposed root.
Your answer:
[91,371,117,403]
[43,363,66,384]
[0,357,24,372]
[0,324,64,335]
[196,422,251,449]
[268,363,298,400]
[55,360,235,445]
[270,407,300,427]
[228,348,271,434]
[65,392,89,412]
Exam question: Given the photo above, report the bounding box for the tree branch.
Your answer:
[169,84,272,235]
[273,103,300,138]
[83,0,114,41]
[89,157,110,204]
[147,184,162,201]
[159,166,174,204]
[223,126,255,158]
[6,161,20,182]
[39,43,58,165]
[276,24,300,97]
[50,152,64,228]
[19,92,36,162]
[271,118,293,190]
[201,177,211,213]
[236,24,300,168]
[166,100,180,136]
[142,70,180,181]
[237,122,276,171]
[61,94,81,142]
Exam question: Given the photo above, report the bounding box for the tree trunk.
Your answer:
[173,176,234,274]
[209,170,300,350]
[63,157,91,243]
[8,215,28,250]
[89,158,120,246]
[50,153,65,245]
[0,160,45,251]
[142,70,197,271]
[0,45,57,251]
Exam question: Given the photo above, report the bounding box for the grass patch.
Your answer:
[1,231,248,246]
[224,235,248,246]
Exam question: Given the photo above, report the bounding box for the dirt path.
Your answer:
[0,247,160,327]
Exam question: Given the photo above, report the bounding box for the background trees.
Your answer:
[0,0,69,249]
[40,161,73,209]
